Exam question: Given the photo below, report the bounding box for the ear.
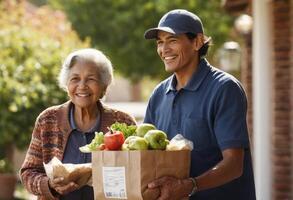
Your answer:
[194,33,205,51]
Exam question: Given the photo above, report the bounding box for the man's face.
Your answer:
[156,31,197,74]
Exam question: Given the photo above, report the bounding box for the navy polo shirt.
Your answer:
[61,104,100,200]
[144,59,256,200]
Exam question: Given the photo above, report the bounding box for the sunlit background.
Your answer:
[0,0,292,200]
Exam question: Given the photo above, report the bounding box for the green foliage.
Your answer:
[49,0,233,82]
[0,159,14,173]
[0,1,89,153]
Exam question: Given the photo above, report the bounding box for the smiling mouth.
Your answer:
[164,56,176,60]
[163,56,177,62]
[76,93,90,97]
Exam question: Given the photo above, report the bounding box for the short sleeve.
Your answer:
[214,80,250,150]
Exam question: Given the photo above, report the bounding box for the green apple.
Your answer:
[144,130,169,150]
[128,137,148,150]
[124,136,138,143]
[136,123,156,137]
[122,143,129,150]
[123,136,148,150]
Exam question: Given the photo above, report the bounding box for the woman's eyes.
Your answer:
[70,77,79,81]
[88,77,98,82]
[69,77,97,82]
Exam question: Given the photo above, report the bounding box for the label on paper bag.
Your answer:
[102,167,127,199]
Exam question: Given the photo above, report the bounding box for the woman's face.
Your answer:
[67,61,103,109]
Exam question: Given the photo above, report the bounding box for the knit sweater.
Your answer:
[20,101,136,200]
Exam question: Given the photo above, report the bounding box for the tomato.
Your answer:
[104,129,125,150]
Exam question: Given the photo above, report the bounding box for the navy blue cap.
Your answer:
[144,9,204,39]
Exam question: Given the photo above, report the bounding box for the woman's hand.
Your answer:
[148,176,193,200]
[49,177,79,195]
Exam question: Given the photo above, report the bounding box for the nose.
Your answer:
[78,79,88,89]
[157,42,170,57]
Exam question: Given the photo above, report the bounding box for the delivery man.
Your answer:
[143,9,256,200]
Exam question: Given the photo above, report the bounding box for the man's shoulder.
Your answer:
[152,76,173,95]
[208,66,243,89]
[205,66,247,102]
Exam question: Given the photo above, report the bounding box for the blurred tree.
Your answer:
[49,0,233,82]
[0,0,88,164]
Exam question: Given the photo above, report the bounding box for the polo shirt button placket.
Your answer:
[172,103,178,126]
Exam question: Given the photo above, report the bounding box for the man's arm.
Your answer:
[195,148,244,190]
[148,148,244,200]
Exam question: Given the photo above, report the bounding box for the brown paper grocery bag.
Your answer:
[92,150,190,200]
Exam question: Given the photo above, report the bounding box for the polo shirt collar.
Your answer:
[166,74,177,94]
[165,58,211,94]
[185,58,210,91]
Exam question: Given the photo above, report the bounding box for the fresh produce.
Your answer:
[79,132,104,153]
[104,129,125,150]
[111,122,137,139]
[144,130,169,150]
[122,136,148,150]
[78,123,185,152]
[136,123,156,137]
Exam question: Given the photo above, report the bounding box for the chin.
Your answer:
[164,62,178,72]
[74,101,95,109]
[165,66,176,73]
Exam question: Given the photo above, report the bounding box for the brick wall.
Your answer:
[290,0,293,198]
[241,35,253,146]
[224,0,293,199]
[272,1,292,200]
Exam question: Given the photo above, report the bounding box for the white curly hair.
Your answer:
[58,48,114,96]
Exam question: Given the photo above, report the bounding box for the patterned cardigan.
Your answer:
[20,101,136,200]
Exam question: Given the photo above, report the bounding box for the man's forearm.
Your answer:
[195,148,244,191]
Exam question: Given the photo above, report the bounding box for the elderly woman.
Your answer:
[20,48,136,200]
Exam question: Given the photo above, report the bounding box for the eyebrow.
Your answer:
[157,34,179,41]
[69,73,97,77]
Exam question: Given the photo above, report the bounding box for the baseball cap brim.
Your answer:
[144,27,183,39]
[144,27,212,45]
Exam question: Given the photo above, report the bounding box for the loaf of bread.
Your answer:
[43,157,92,187]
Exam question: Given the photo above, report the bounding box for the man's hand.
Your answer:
[49,177,79,195]
[148,176,193,200]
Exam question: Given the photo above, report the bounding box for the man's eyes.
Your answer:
[156,41,163,45]
[156,39,177,45]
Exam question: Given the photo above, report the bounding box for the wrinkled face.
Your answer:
[156,31,197,73]
[67,62,103,109]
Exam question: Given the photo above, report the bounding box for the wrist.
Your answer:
[48,179,59,196]
[188,177,198,197]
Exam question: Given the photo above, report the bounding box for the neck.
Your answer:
[175,58,200,90]
[74,103,99,131]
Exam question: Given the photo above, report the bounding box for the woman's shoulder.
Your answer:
[36,101,70,122]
